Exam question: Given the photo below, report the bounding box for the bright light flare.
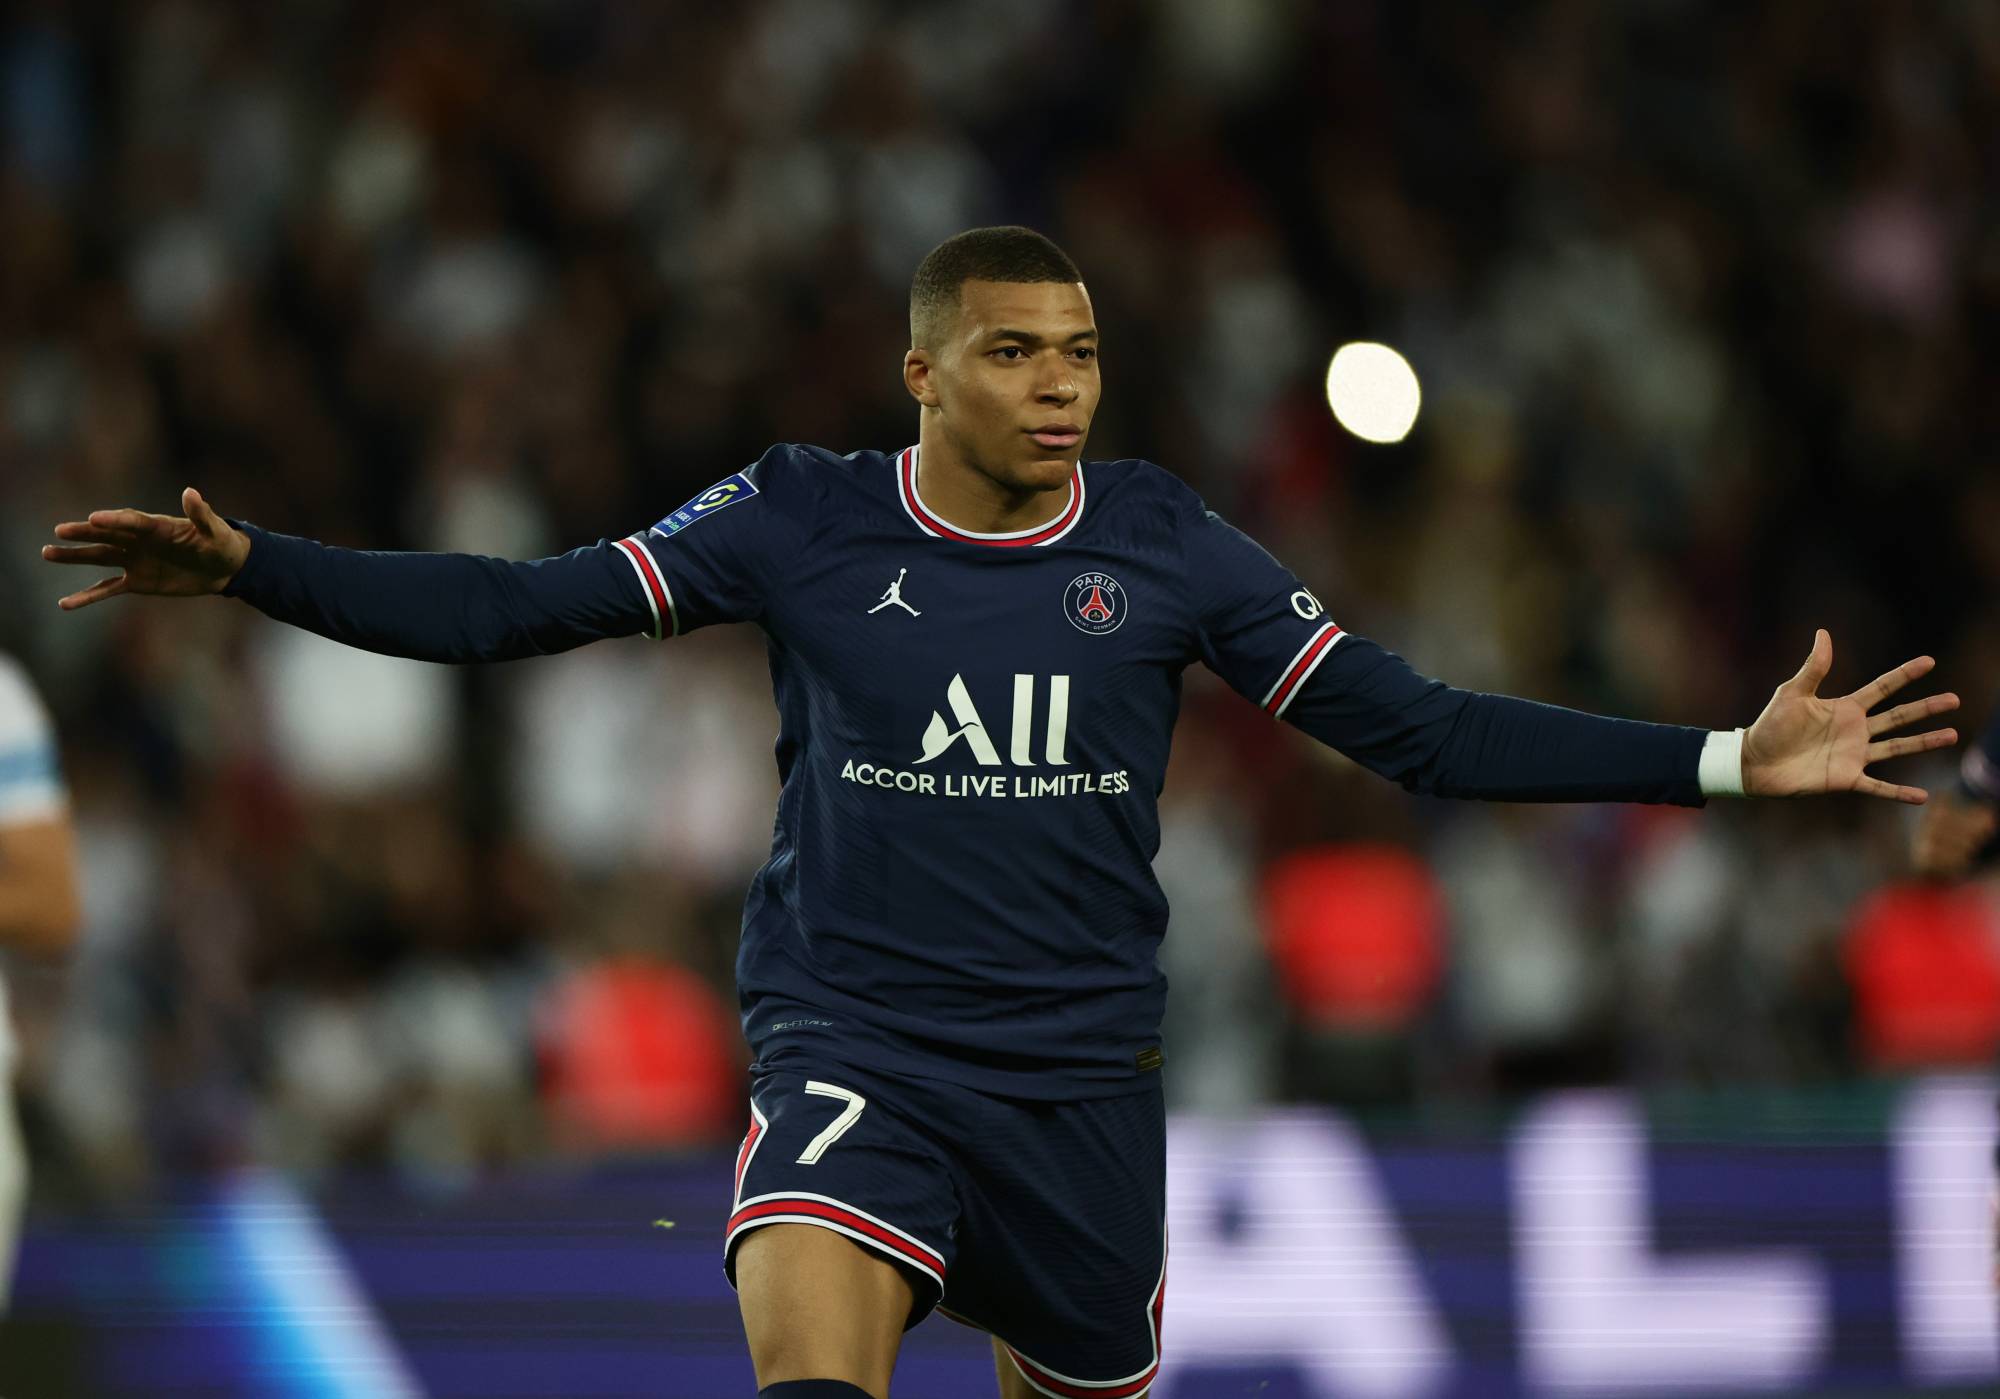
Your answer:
[1325,342,1422,444]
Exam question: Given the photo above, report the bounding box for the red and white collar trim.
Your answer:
[895,445,1085,547]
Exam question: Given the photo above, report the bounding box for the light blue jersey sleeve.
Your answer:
[0,654,66,826]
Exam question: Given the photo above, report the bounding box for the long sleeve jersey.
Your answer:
[226,444,1712,1095]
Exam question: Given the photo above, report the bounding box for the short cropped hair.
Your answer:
[909,226,1083,349]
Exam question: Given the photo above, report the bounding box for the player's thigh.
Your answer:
[990,1338,1032,1399]
[736,1222,913,1397]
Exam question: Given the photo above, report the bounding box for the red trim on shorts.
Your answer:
[947,1224,1168,1399]
[1003,1342,1158,1399]
[727,1196,946,1284]
[733,1106,765,1204]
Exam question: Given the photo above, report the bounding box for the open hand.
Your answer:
[1741,630,1958,804]
[42,488,250,610]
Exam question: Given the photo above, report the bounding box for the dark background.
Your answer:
[0,0,1994,1227]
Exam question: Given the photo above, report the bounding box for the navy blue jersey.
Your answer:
[225,443,1708,1096]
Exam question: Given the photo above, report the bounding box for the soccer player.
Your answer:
[44,227,1959,1399]
[0,651,82,1310]
[1912,701,2000,879]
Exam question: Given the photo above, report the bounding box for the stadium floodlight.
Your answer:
[1325,341,1421,444]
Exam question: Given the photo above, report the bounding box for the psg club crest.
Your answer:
[1064,572,1126,635]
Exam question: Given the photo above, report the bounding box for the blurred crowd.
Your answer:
[2,0,1999,1201]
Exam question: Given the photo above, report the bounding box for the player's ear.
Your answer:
[904,348,941,408]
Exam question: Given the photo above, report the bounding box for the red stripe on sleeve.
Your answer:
[1264,624,1343,715]
[613,536,669,635]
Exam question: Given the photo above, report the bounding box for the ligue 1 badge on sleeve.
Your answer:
[1064,572,1126,635]
[652,471,760,536]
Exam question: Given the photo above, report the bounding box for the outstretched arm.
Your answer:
[1281,628,1954,807]
[1275,633,1715,804]
[44,488,659,663]
[1180,501,1955,806]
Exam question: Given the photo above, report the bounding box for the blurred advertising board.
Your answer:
[7,1079,1995,1397]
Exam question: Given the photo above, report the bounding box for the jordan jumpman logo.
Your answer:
[868,568,921,616]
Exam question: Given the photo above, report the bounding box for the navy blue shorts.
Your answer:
[723,1055,1167,1398]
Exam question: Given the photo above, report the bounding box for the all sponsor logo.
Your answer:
[837,671,1131,800]
[918,673,1068,767]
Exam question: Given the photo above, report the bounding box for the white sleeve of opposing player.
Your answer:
[0,655,67,826]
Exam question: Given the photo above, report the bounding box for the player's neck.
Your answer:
[912,434,1073,536]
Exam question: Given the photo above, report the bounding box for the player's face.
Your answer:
[915,279,1100,495]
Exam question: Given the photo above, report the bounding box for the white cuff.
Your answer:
[1698,728,1746,797]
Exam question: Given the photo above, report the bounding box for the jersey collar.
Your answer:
[895,445,1085,547]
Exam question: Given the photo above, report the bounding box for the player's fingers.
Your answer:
[53,520,148,544]
[56,575,129,611]
[184,487,224,538]
[1783,629,1830,691]
[1867,692,1960,736]
[1848,654,1936,710]
[1866,729,1958,764]
[1855,774,1928,804]
[41,544,130,567]
[86,507,172,535]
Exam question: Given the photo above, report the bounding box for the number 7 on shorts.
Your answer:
[795,1081,866,1165]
